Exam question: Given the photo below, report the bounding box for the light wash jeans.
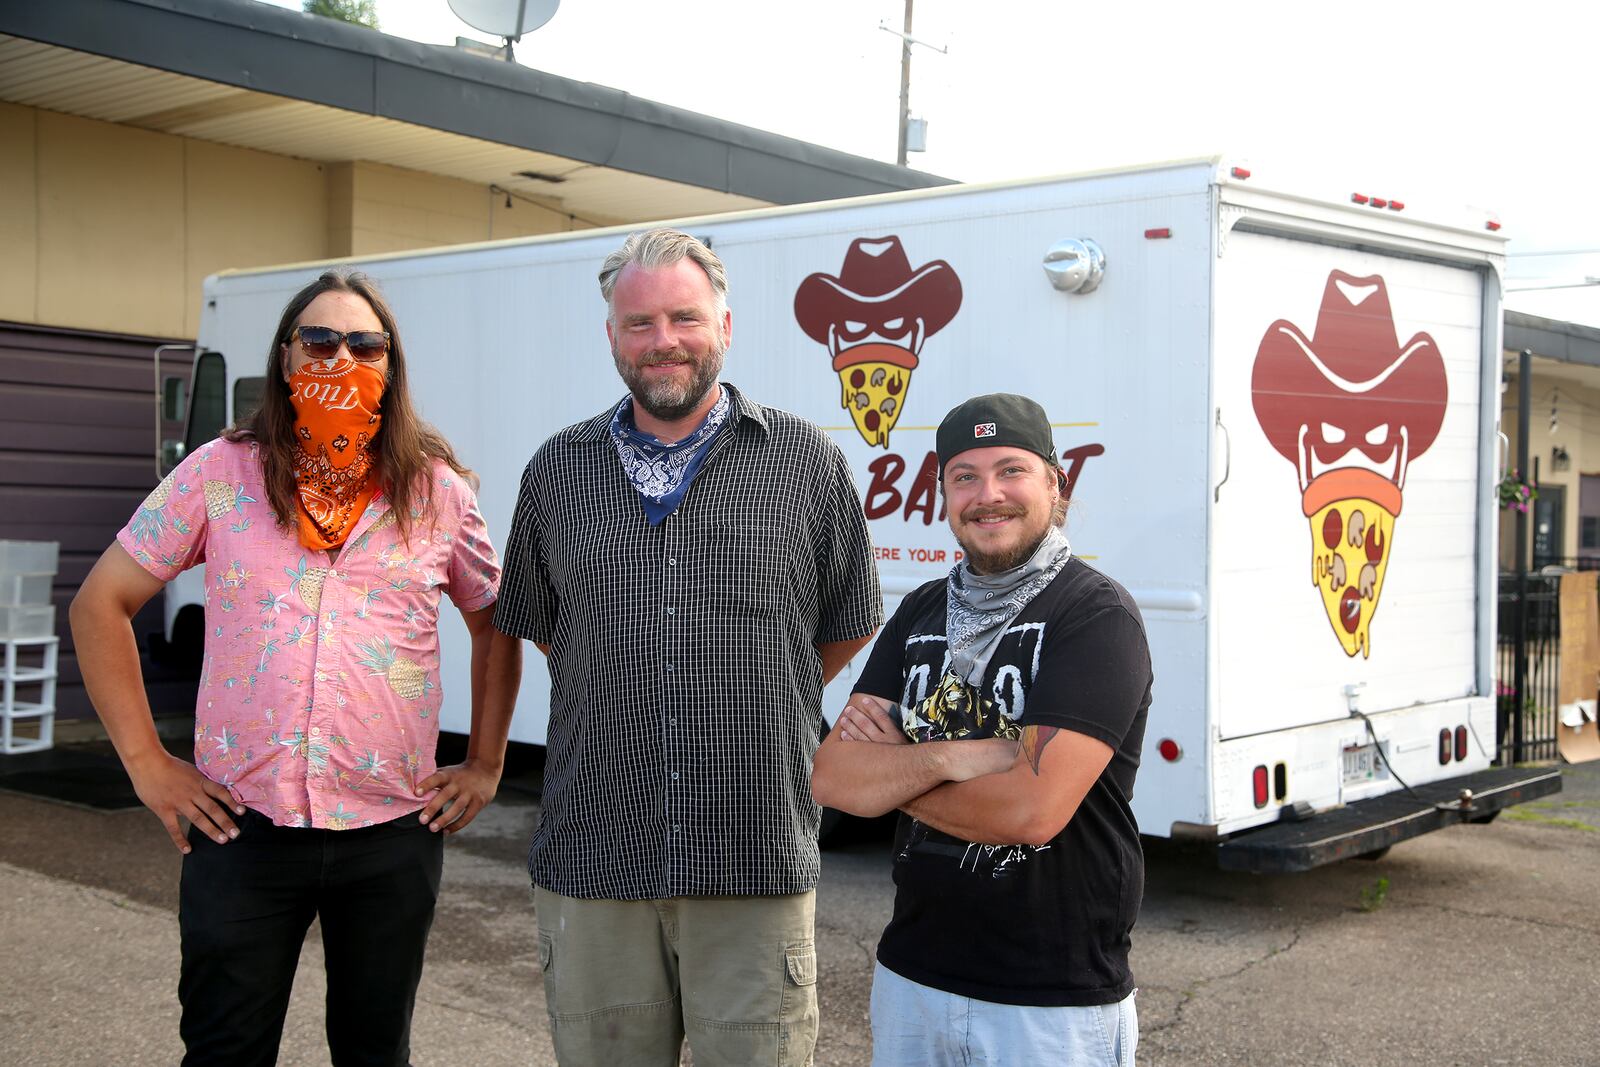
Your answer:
[869,961,1137,1067]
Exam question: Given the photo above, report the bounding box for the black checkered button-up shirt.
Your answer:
[495,383,883,899]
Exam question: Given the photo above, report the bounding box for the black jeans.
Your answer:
[177,808,444,1067]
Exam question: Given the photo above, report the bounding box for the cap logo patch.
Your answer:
[974,422,997,438]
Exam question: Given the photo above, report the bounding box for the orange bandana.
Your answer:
[287,357,385,551]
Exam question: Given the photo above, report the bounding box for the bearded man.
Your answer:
[493,229,881,1067]
[812,393,1152,1067]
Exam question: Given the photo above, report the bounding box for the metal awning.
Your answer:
[1506,310,1600,370]
[0,0,952,224]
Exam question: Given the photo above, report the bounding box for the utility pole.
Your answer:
[896,0,913,166]
[880,0,945,167]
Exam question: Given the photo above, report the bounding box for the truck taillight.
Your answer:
[1454,726,1468,762]
[1252,765,1269,808]
[1157,738,1182,761]
[1145,228,1172,239]
[1273,762,1288,802]
[1438,728,1452,765]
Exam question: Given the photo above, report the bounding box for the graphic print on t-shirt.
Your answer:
[896,621,1050,878]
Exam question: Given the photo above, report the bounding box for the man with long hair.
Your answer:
[71,270,522,1066]
[812,394,1151,1067]
[494,229,882,1066]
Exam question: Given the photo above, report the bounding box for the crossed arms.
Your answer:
[810,693,1114,847]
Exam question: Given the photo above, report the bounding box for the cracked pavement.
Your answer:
[0,759,1595,1064]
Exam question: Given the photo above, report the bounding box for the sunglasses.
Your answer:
[291,325,391,362]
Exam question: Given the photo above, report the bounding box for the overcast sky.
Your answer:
[265,0,1600,327]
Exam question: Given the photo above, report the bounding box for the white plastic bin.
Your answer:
[0,542,58,575]
[0,604,55,640]
[0,573,52,605]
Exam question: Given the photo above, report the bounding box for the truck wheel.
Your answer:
[169,606,205,673]
[819,807,846,846]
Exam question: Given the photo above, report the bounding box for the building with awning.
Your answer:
[0,0,952,718]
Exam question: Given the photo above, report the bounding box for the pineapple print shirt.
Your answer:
[117,437,501,829]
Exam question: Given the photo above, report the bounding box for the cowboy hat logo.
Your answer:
[794,236,963,448]
[1251,270,1449,658]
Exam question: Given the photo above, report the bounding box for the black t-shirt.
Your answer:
[854,557,1152,1006]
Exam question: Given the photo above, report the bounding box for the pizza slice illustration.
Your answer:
[1252,271,1448,658]
[795,236,962,448]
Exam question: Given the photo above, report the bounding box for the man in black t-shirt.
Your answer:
[813,393,1151,1067]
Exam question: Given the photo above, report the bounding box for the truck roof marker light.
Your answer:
[1455,725,1468,763]
[1157,738,1182,761]
[1230,166,1251,179]
[1389,200,1405,211]
[1252,765,1269,809]
[1438,728,1452,765]
[1370,197,1389,209]
[1351,193,1370,204]
[1145,228,1172,239]
[1487,220,1502,231]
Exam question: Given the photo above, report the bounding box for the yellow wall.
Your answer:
[1,104,605,338]
[1500,369,1600,570]
[0,103,37,324]
[336,161,595,257]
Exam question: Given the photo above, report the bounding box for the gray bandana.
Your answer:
[946,524,1073,685]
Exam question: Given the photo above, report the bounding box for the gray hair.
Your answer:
[598,229,728,321]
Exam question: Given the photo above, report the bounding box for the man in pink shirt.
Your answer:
[71,270,522,1066]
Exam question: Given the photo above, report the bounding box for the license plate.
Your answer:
[1341,742,1386,785]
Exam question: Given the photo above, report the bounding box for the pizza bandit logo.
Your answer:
[795,236,962,448]
[1251,271,1448,658]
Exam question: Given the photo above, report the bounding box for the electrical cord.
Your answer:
[1349,708,1479,815]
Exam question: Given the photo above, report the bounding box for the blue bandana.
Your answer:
[609,388,731,525]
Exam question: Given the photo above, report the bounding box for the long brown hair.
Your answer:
[224,270,474,540]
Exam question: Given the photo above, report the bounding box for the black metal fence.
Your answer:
[1533,555,1600,572]
[1495,573,1565,764]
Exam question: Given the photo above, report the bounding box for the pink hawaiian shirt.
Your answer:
[117,437,500,829]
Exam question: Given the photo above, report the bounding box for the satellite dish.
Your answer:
[448,0,560,41]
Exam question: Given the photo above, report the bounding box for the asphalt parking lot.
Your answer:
[0,746,1595,1066]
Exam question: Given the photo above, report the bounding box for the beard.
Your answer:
[953,504,1054,575]
[612,339,727,423]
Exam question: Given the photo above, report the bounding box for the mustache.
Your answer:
[638,348,696,366]
[961,505,1027,522]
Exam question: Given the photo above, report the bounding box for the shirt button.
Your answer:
[673,824,681,832]
[665,663,674,672]
[315,670,326,681]
[668,716,678,726]
[666,607,676,615]
[670,772,680,781]
[668,557,678,566]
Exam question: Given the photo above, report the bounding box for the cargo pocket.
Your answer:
[779,944,819,1067]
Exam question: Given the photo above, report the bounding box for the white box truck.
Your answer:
[157,157,1559,871]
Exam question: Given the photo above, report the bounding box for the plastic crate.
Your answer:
[0,604,55,640]
[0,573,52,605]
[0,542,58,575]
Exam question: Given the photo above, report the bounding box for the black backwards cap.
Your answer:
[936,393,1061,472]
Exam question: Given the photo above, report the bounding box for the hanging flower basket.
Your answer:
[1497,469,1538,513]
